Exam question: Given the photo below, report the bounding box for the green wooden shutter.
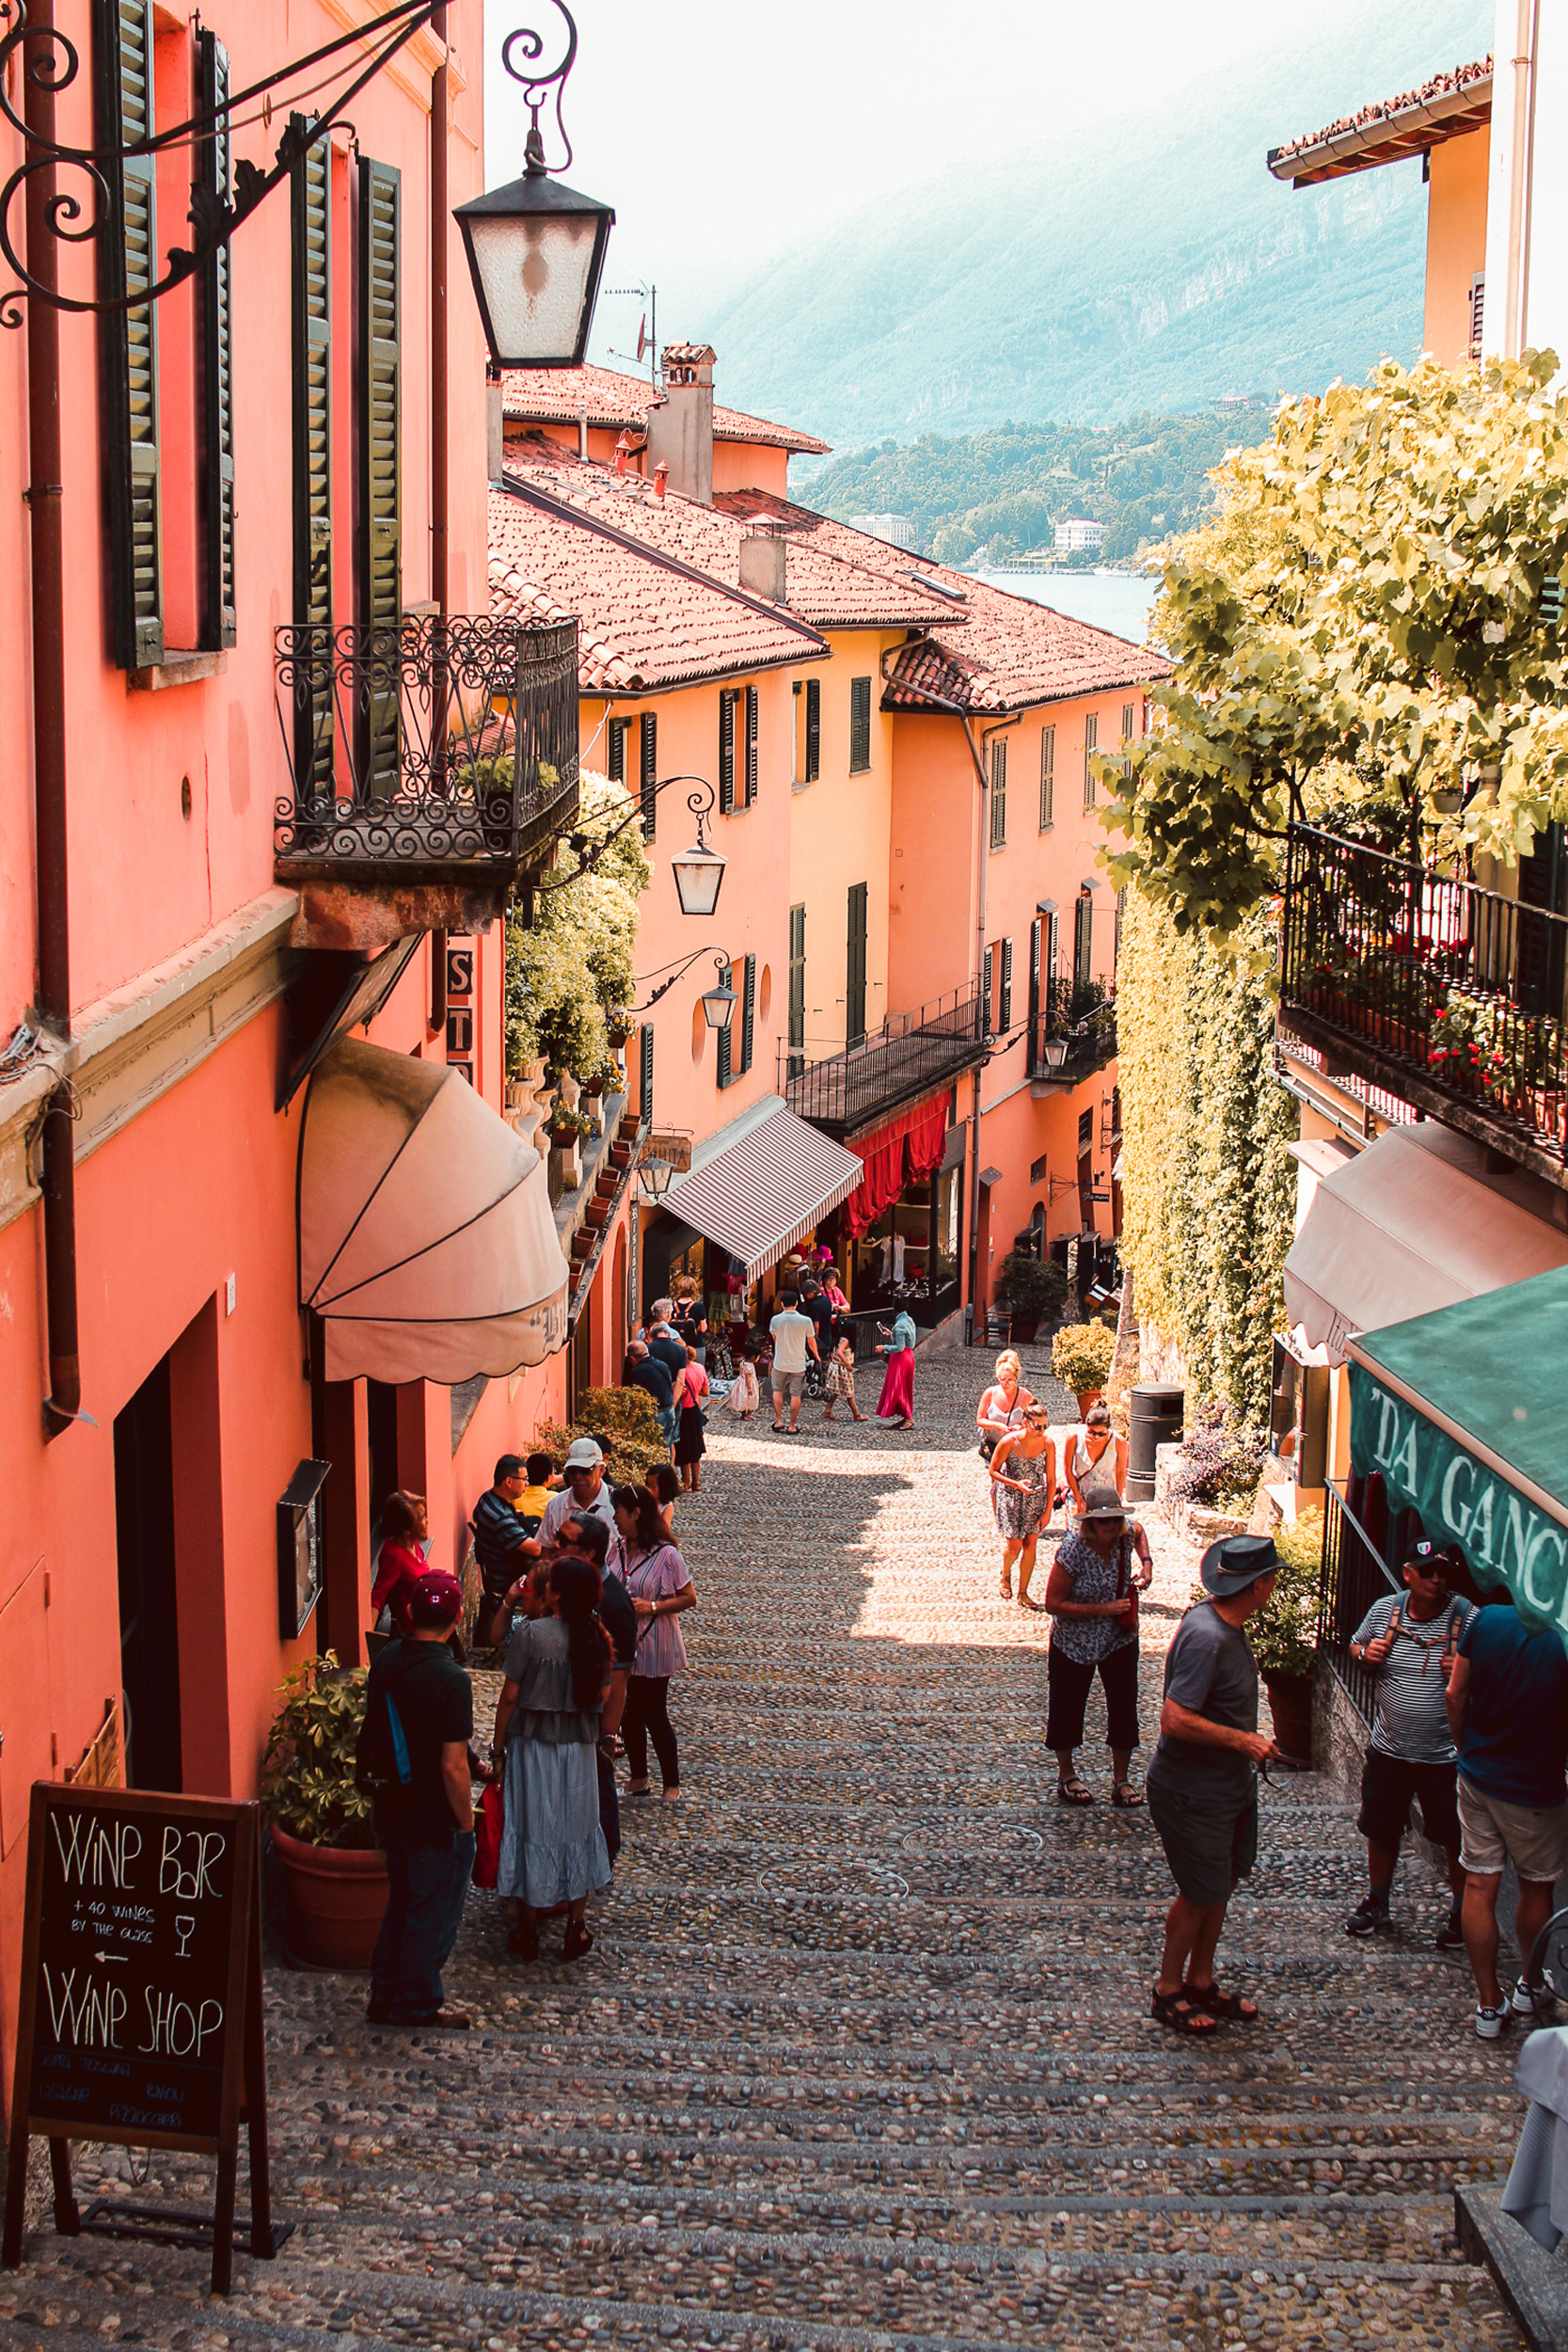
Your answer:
[805,679,820,780]
[847,882,867,1046]
[1039,725,1054,829]
[1074,894,1092,992]
[292,116,333,797]
[719,691,735,813]
[641,713,657,840]
[716,964,734,1088]
[96,0,163,670]
[990,739,1007,848]
[740,953,756,1073]
[198,30,236,650]
[982,945,993,1035]
[606,718,626,782]
[1000,936,1013,1029]
[788,904,805,1073]
[1028,916,1042,1036]
[357,156,401,797]
[640,1023,654,1120]
[745,685,758,805]
[849,677,871,773]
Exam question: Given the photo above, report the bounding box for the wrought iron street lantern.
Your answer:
[454,5,614,369]
[669,782,727,918]
[1042,1038,1069,1072]
[700,959,737,1033]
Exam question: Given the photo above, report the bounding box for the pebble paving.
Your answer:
[1,1351,1529,2347]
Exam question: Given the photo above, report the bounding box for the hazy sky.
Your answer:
[483,0,1311,343]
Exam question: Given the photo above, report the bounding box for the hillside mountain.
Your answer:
[700,0,1491,453]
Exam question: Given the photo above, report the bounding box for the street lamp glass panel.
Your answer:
[702,981,737,1032]
[670,841,726,918]
[454,176,614,368]
[1043,1040,1068,1070]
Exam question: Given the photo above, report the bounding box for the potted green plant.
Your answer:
[1052,1319,1115,1416]
[1248,1507,1323,1764]
[262,1654,388,1968]
[994,1250,1068,1344]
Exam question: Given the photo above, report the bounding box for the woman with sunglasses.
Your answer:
[989,1402,1056,1609]
[1064,1400,1129,1521]
[1043,1481,1153,1805]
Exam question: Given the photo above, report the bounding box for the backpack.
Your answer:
[355,1649,418,1797]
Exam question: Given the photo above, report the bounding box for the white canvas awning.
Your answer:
[1282,1122,1568,1366]
[657,1096,863,1281]
[299,1040,570,1382]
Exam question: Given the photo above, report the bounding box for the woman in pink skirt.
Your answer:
[875,1307,917,1428]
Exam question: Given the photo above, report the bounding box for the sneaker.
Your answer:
[1476,2002,1512,2040]
[1433,1909,1465,1952]
[1345,1895,1393,1939]
[1511,1976,1558,2020]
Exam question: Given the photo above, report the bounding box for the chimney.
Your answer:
[486,376,504,485]
[645,342,716,506]
[738,528,786,603]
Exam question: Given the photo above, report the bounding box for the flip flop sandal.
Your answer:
[1151,1987,1218,2036]
[1111,1782,1145,1807]
[1019,1597,1048,1613]
[1188,1983,1259,2024]
[1055,1777,1094,1805]
[771,1422,784,1432]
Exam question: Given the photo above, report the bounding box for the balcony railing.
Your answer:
[1280,823,1568,1176]
[274,614,579,880]
[1027,975,1117,1085]
[782,982,988,1136]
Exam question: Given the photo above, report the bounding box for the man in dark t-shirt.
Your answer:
[1145,1534,1278,2040]
[367,1569,476,2029]
[800,1278,836,1358]
[472,1454,533,1642]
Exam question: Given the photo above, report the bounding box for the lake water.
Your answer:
[969,567,1158,647]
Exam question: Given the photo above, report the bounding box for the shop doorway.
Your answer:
[113,1356,182,1790]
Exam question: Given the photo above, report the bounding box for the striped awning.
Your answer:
[658,1099,863,1281]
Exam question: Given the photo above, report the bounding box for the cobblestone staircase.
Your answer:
[0,1357,1527,2352]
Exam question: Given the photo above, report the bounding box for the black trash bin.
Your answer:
[1127,1383,1184,1502]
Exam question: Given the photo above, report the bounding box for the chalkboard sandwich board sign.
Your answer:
[2,1784,288,2295]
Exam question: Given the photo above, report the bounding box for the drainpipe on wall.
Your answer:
[26,0,80,1438]
[967,713,1021,1337]
[1487,0,1541,357]
[429,9,449,1055]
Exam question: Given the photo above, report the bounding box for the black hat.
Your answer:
[1199,1533,1280,1597]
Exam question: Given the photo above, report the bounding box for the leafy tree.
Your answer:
[1100,352,1568,939]
[505,772,649,1078]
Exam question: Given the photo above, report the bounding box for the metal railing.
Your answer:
[274,613,579,876]
[1027,974,1117,1084]
[1280,823,1568,1168]
[1319,1478,1402,1726]
[782,981,987,1136]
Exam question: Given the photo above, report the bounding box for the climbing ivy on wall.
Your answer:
[1117,891,1297,1423]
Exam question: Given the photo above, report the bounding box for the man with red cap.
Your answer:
[366,1566,475,2029]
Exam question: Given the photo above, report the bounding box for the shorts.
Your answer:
[1146,1762,1259,1908]
[1357,1750,1461,1852]
[1457,1773,1568,1883]
[772,1368,805,1400]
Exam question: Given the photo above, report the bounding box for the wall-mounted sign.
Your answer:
[2,1787,288,2294]
[446,945,474,998]
[277,1459,328,1640]
[445,1007,474,1058]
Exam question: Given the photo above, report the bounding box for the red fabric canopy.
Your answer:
[840,1097,953,1241]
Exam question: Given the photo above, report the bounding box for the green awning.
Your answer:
[1347,1266,1568,1636]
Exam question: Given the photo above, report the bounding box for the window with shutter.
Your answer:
[1083,713,1098,808]
[846,882,868,1045]
[640,1023,654,1120]
[96,0,164,670]
[1074,894,1093,990]
[791,681,801,784]
[849,676,871,773]
[716,962,734,1089]
[1039,724,1054,829]
[1000,936,1013,1030]
[718,691,735,812]
[805,678,820,781]
[1028,917,1042,1041]
[740,953,756,1073]
[1470,272,1485,360]
[606,718,626,782]
[787,903,805,1076]
[1121,702,1134,777]
[357,156,401,797]
[197,30,236,651]
[291,115,333,798]
[745,684,758,805]
[641,713,657,840]
[990,739,1007,849]
[982,945,993,1036]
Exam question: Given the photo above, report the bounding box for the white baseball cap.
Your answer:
[562,1437,605,1470]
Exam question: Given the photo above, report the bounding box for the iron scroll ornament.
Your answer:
[0,0,445,326]
[499,0,579,176]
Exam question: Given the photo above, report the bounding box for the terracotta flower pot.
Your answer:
[610,1142,631,1168]
[270,1820,388,1969]
[585,1200,610,1229]
[1074,1388,1103,1420]
[1262,1670,1314,1766]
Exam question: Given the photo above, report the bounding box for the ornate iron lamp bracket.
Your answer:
[499,0,578,175]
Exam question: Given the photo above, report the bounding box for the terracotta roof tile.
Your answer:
[1268,55,1491,185]
[499,361,832,454]
[488,487,823,694]
[501,437,959,631]
[716,488,1170,713]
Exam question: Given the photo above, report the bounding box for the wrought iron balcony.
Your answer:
[1027,976,1117,1086]
[782,982,988,1138]
[273,613,579,884]
[1279,823,1568,1183]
